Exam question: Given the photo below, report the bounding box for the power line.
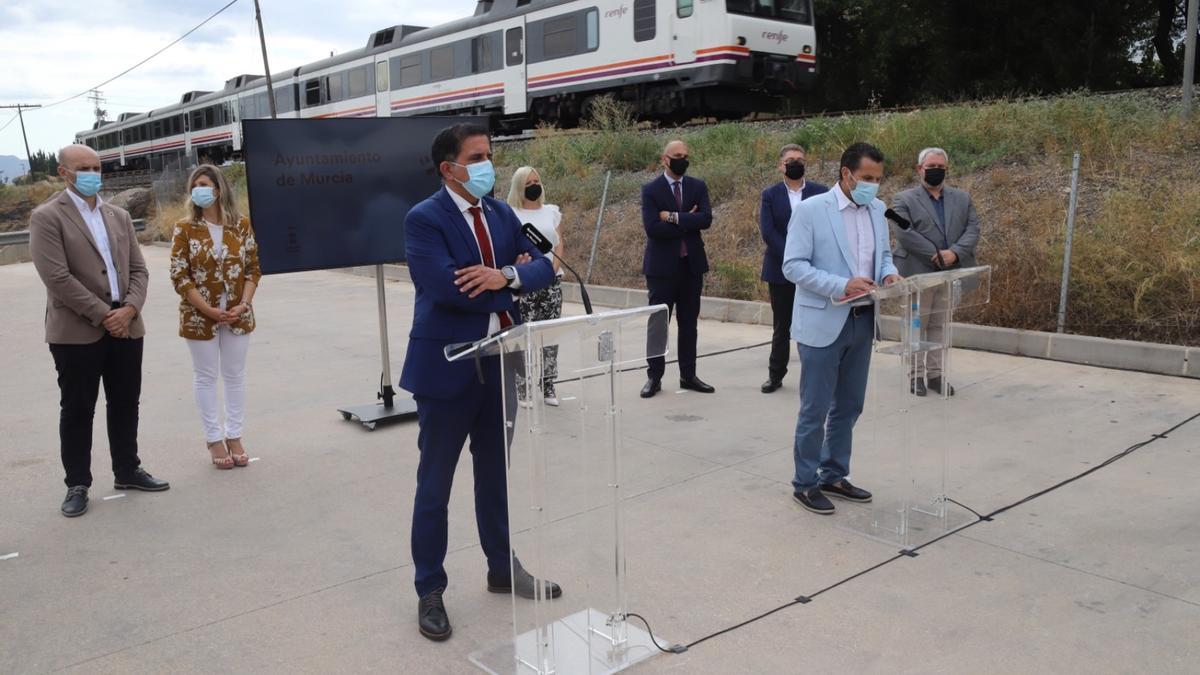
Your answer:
[28,0,242,112]
[0,113,19,133]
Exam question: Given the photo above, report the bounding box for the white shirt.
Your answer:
[785,180,807,212]
[833,184,876,280]
[511,204,561,247]
[663,172,683,203]
[204,220,228,310]
[445,187,520,335]
[66,189,121,302]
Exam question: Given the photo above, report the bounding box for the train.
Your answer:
[77,0,817,173]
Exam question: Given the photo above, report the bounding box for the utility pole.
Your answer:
[253,0,278,119]
[1184,0,1198,118]
[87,89,108,126]
[0,104,42,176]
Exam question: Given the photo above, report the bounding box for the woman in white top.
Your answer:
[507,166,564,405]
[169,165,261,469]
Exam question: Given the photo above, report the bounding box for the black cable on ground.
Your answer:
[631,409,1200,655]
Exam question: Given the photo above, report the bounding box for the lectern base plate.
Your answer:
[336,398,418,431]
[469,608,665,675]
[837,498,976,549]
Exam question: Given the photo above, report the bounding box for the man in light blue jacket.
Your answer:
[783,142,902,515]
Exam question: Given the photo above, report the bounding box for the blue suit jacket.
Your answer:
[783,188,899,348]
[399,187,555,400]
[641,174,712,277]
[759,180,829,283]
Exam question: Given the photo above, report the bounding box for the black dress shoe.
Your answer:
[793,488,835,515]
[819,479,873,503]
[61,486,88,518]
[910,378,927,397]
[679,376,715,393]
[928,376,955,396]
[640,379,661,399]
[417,588,452,641]
[113,468,170,492]
[761,378,782,393]
[488,561,563,600]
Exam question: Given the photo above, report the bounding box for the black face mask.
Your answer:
[923,167,946,187]
[524,184,542,201]
[668,157,689,176]
[784,161,805,180]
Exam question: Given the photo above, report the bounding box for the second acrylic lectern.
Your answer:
[839,266,992,549]
[446,305,671,675]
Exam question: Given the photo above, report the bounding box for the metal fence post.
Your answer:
[585,170,611,284]
[1057,151,1081,334]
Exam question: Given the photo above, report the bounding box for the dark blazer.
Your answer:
[758,180,829,283]
[889,185,980,277]
[399,187,555,401]
[641,174,712,277]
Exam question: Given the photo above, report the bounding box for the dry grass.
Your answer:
[0,180,63,232]
[496,93,1200,346]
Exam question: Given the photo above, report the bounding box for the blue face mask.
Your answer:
[452,160,496,199]
[191,186,217,208]
[850,176,880,206]
[73,171,102,198]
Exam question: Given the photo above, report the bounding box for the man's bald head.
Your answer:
[661,139,690,178]
[58,144,100,171]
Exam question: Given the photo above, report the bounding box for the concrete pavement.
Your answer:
[1,246,1197,674]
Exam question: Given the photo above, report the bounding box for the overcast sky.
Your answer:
[0,0,478,163]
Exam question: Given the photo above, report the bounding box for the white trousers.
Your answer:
[186,327,251,443]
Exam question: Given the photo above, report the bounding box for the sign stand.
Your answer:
[338,264,418,430]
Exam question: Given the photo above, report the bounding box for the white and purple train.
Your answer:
[77,0,817,173]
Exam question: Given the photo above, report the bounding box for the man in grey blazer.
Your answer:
[888,147,981,397]
[29,144,169,518]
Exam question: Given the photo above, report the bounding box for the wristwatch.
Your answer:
[501,265,518,288]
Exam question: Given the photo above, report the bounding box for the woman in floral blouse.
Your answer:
[169,164,261,469]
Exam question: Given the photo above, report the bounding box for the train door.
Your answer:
[502,22,528,114]
[229,101,243,151]
[671,0,699,64]
[375,57,391,117]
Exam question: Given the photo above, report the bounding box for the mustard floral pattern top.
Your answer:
[169,215,262,339]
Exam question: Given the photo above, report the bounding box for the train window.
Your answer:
[726,0,811,23]
[376,62,389,92]
[506,28,523,66]
[393,54,422,88]
[304,79,322,106]
[430,45,454,81]
[472,32,502,73]
[633,0,655,41]
[191,110,204,131]
[275,87,295,114]
[586,9,598,50]
[348,67,370,98]
[152,120,163,140]
[677,0,693,18]
[326,73,345,102]
[170,116,182,135]
[204,107,216,127]
[542,15,577,59]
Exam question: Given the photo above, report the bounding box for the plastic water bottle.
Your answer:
[910,301,922,352]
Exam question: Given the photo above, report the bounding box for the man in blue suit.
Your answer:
[783,142,902,515]
[759,143,829,394]
[400,123,559,641]
[639,139,716,398]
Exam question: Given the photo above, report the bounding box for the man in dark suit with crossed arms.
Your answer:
[758,143,829,393]
[400,123,559,642]
[639,139,716,398]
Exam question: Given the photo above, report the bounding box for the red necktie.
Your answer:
[673,180,688,257]
[468,206,512,329]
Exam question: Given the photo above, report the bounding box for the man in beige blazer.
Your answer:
[29,144,169,518]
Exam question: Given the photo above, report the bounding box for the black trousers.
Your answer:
[646,258,703,381]
[767,283,796,382]
[48,334,143,488]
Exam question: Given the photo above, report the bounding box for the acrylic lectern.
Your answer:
[446,305,671,675]
[839,266,992,549]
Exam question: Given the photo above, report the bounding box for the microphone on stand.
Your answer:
[885,208,946,270]
[521,223,594,315]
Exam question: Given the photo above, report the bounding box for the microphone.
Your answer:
[885,208,946,270]
[521,223,593,314]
